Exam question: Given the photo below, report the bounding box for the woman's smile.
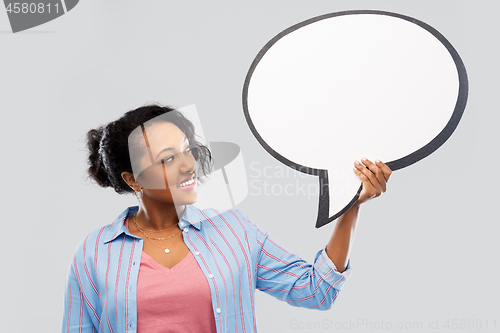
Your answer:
[176,173,197,191]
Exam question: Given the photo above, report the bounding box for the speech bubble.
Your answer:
[243,10,468,228]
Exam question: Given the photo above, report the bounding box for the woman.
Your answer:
[61,103,392,333]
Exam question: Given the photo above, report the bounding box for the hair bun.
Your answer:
[86,126,112,188]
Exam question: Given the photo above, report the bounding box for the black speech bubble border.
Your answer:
[242,10,469,228]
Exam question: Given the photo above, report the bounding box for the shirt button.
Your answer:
[216,308,221,313]
[208,273,214,278]
[184,227,188,232]
[194,251,200,255]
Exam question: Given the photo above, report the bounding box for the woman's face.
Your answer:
[134,121,198,206]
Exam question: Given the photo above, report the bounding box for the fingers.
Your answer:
[374,159,393,183]
[354,159,383,197]
[353,163,370,184]
[354,158,393,196]
[360,158,387,192]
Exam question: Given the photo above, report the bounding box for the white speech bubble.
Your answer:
[243,10,468,227]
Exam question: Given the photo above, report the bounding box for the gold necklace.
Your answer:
[133,212,178,232]
[144,231,181,254]
[133,213,182,253]
[134,214,180,241]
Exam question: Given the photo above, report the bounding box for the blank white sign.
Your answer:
[243,11,468,227]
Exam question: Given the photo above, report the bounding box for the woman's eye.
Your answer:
[162,156,174,163]
[184,147,192,154]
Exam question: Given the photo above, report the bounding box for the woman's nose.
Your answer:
[179,152,196,173]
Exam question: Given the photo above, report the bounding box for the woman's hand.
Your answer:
[325,158,392,272]
[353,158,392,206]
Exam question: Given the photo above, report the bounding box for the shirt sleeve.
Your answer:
[254,223,352,311]
[61,256,97,333]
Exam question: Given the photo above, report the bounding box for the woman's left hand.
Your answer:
[353,158,392,206]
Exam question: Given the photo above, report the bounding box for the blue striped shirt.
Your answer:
[61,204,352,333]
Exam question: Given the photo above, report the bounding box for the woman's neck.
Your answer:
[136,198,186,231]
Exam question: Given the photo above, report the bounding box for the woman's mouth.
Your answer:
[177,174,196,190]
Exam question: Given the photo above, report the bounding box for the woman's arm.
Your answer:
[254,221,351,311]
[325,158,392,272]
[61,259,98,333]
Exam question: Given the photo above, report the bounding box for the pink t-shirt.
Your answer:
[125,218,217,333]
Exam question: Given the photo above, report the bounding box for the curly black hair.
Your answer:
[86,103,212,194]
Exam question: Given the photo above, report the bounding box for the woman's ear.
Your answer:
[121,171,138,190]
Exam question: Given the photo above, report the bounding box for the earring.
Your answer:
[134,186,143,200]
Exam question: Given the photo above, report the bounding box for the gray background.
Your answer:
[0,1,498,332]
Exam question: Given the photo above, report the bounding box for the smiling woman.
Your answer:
[61,103,390,333]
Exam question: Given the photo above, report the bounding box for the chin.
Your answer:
[172,194,198,206]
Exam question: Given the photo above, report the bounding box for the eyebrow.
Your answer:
[154,136,188,161]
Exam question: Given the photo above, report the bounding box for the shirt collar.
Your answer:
[103,204,202,244]
[181,204,203,230]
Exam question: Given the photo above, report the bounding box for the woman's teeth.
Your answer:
[178,178,195,187]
